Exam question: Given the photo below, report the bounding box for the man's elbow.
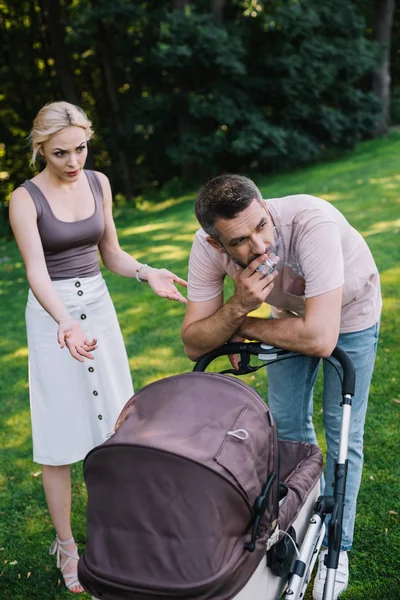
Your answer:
[183,345,202,362]
[181,328,201,362]
[311,332,339,358]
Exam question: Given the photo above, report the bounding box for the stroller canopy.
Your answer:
[79,372,322,600]
[79,372,281,599]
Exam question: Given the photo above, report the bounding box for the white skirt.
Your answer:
[26,273,134,465]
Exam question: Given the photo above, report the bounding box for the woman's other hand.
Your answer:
[146,269,188,304]
[57,317,97,362]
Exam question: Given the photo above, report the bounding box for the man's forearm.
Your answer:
[182,299,248,361]
[239,316,336,357]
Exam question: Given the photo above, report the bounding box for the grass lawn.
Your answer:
[0,131,399,599]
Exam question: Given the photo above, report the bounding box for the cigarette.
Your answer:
[256,257,278,275]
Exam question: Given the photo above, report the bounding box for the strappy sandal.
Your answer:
[49,536,84,593]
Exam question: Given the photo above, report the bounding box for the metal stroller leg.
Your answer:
[322,569,337,600]
[321,394,352,600]
[284,516,325,599]
[303,526,326,596]
[286,346,355,600]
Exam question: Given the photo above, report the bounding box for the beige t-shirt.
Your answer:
[188,194,382,333]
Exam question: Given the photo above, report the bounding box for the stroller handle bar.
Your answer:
[193,343,355,397]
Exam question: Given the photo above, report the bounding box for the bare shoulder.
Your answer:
[93,171,112,208]
[93,170,111,196]
[9,185,36,216]
[93,171,110,187]
[10,185,31,202]
[9,185,39,242]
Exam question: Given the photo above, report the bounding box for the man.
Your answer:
[181,174,381,600]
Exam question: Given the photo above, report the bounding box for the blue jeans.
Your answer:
[266,322,379,551]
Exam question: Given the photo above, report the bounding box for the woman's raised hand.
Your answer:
[146,268,188,304]
[57,317,97,362]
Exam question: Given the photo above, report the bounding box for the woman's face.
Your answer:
[41,126,88,182]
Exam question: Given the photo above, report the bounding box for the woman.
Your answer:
[9,101,187,593]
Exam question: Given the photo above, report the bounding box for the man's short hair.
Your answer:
[195,174,263,238]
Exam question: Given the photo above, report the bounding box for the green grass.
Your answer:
[1,131,399,599]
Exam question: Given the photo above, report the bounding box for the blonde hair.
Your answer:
[29,101,94,165]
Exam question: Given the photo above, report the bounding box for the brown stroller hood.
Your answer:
[78,372,290,599]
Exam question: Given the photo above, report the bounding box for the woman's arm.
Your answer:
[9,187,97,362]
[96,173,145,277]
[97,172,187,303]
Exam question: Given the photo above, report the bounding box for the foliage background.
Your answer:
[2,0,397,213]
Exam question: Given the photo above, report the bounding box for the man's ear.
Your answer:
[206,236,225,254]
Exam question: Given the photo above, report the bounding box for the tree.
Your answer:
[371,0,396,135]
[39,0,81,105]
[0,0,386,220]
[210,0,225,24]
[95,19,134,197]
[171,0,195,180]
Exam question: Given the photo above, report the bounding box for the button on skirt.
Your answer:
[26,273,134,465]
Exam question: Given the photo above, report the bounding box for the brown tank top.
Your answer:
[21,170,105,281]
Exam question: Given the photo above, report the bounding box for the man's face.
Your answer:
[208,199,277,268]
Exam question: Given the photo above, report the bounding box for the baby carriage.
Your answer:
[78,342,355,600]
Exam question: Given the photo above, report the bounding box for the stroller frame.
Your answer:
[193,342,355,600]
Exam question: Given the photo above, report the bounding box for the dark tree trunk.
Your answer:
[0,7,31,122]
[372,0,395,136]
[97,20,134,198]
[172,0,193,180]
[39,0,80,105]
[210,0,225,24]
[31,1,58,98]
[173,0,187,9]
